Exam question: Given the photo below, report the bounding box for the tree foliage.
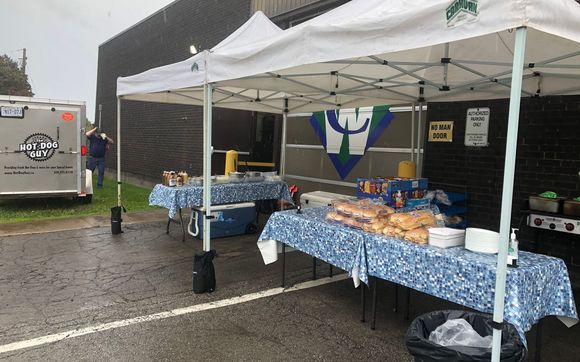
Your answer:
[0,55,34,96]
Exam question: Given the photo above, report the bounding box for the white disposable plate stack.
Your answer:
[428,227,466,248]
[465,228,500,254]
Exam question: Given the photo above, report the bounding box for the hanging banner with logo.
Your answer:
[309,105,393,179]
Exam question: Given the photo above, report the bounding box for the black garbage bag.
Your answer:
[193,250,217,294]
[111,206,126,235]
[405,310,527,362]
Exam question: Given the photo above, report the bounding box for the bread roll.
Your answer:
[395,227,405,237]
[362,208,379,218]
[326,211,338,220]
[404,227,429,244]
[369,220,387,233]
[382,225,397,236]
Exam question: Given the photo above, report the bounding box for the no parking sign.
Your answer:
[465,107,490,146]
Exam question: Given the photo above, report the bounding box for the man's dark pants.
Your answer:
[87,156,105,188]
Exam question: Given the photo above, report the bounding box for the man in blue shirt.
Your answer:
[86,127,114,188]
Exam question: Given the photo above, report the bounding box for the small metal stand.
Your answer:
[166,208,186,242]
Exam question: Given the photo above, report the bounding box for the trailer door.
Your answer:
[0,101,82,197]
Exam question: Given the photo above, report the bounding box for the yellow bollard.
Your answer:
[225,150,238,175]
[398,160,417,178]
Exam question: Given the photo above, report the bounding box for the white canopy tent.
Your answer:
[117,1,580,359]
[115,10,283,251]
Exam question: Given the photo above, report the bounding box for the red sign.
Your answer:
[62,112,74,122]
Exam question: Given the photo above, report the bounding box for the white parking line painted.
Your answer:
[0,274,349,355]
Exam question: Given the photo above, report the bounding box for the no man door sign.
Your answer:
[428,121,454,142]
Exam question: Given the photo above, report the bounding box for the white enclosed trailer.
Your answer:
[0,96,92,202]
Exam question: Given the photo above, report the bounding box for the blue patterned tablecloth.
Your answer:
[150,181,294,218]
[258,207,368,285]
[364,233,578,344]
[258,206,578,343]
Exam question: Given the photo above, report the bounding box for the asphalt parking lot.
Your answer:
[0,219,578,361]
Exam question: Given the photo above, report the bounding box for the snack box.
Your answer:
[356,177,428,207]
[405,197,431,210]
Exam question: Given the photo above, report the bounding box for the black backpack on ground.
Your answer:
[193,250,217,294]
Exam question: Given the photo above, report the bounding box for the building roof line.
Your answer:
[98,0,185,47]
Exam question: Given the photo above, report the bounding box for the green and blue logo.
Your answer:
[309,105,393,179]
[446,0,479,27]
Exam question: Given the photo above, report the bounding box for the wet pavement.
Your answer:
[0,219,579,361]
[0,210,169,237]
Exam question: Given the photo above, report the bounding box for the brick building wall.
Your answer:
[423,96,580,285]
[95,0,352,184]
[96,0,253,183]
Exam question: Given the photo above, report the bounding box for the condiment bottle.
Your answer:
[507,228,519,268]
[168,172,177,187]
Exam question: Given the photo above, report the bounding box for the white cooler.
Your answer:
[300,191,357,209]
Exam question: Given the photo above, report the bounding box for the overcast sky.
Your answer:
[1,0,175,122]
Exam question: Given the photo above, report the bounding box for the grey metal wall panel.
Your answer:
[284,108,426,195]
[252,0,320,17]
[286,110,424,149]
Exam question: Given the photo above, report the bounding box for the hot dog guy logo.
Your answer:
[19,133,59,161]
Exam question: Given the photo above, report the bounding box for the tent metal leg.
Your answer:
[280,101,288,178]
[116,97,122,209]
[491,26,528,362]
[371,277,378,330]
[281,243,286,288]
[202,83,214,252]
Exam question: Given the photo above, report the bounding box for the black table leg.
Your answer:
[393,284,398,313]
[329,264,333,278]
[312,257,317,280]
[534,228,540,253]
[405,287,411,321]
[179,209,186,242]
[282,243,286,288]
[166,217,171,234]
[281,243,286,288]
[361,284,366,323]
[371,277,378,330]
[535,318,543,362]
